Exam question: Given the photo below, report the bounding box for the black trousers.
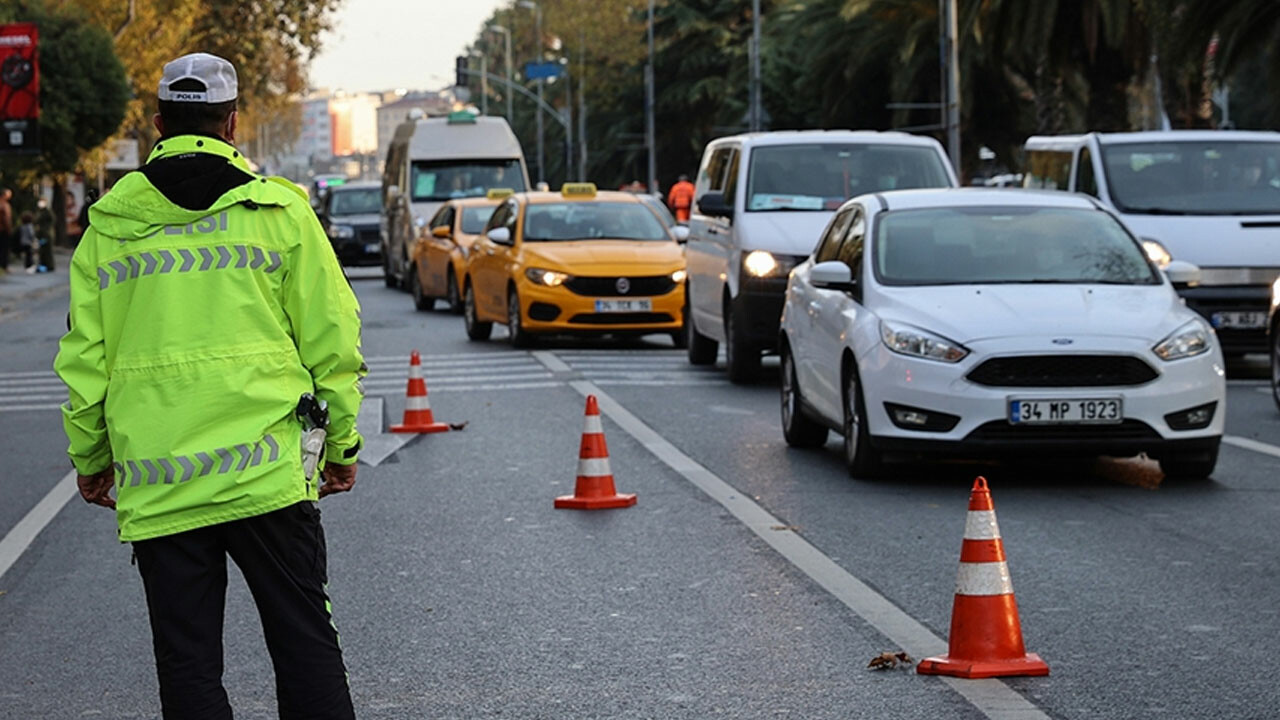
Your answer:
[133,502,356,720]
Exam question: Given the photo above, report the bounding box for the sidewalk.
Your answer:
[0,248,73,320]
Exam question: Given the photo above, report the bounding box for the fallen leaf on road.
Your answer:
[770,525,800,532]
[867,651,913,670]
[448,421,469,431]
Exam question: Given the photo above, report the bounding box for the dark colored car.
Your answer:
[318,182,383,266]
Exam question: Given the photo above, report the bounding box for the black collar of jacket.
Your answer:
[140,135,255,212]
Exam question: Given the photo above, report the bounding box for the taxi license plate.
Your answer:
[1009,398,1122,425]
[1210,311,1266,329]
[595,299,652,313]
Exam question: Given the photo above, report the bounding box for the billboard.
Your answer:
[1,22,39,153]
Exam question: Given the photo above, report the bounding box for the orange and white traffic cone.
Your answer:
[389,350,450,434]
[555,395,637,510]
[917,477,1049,679]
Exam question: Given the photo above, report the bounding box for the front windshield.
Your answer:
[874,206,1160,286]
[523,202,669,242]
[460,207,497,234]
[746,143,951,212]
[328,188,381,216]
[1102,141,1280,215]
[410,160,526,201]
[640,196,677,228]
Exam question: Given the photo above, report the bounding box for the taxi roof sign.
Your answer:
[561,182,597,198]
[486,188,514,200]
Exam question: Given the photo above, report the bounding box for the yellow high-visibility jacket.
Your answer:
[56,135,365,541]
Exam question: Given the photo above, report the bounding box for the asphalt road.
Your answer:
[2,266,1278,719]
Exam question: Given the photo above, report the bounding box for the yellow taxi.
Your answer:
[462,183,687,347]
[409,191,511,313]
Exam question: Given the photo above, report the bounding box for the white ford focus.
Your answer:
[779,189,1225,479]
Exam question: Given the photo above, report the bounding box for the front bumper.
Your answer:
[860,339,1226,459]
[517,279,684,334]
[1178,285,1270,355]
[331,227,383,267]
[734,276,788,349]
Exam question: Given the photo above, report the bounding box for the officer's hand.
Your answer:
[77,468,116,509]
[319,462,357,498]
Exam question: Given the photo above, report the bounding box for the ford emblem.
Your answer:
[616,277,631,294]
[1051,338,1074,345]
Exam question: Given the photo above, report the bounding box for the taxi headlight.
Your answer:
[671,269,687,284]
[880,320,969,363]
[743,250,796,277]
[1153,320,1211,361]
[1141,238,1172,269]
[526,267,572,287]
[328,225,355,240]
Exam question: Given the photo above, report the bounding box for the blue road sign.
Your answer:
[524,61,564,81]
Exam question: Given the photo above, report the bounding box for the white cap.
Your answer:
[157,53,238,104]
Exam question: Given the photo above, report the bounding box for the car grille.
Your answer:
[568,312,675,325]
[965,419,1161,443]
[966,355,1158,388]
[356,228,380,245]
[564,276,676,297]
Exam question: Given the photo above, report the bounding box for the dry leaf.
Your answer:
[448,421,469,431]
[867,651,913,670]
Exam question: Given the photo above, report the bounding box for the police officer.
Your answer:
[55,53,364,720]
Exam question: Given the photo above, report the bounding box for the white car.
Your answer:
[779,189,1226,479]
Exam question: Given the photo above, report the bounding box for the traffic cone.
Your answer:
[917,477,1049,679]
[555,395,637,510]
[389,350,450,434]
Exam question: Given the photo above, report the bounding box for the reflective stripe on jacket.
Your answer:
[55,135,366,541]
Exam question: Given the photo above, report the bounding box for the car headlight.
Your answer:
[327,225,356,240]
[1141,238,1172,269]
[743,250,796,277]
[880,320,969,363]
[1153,319,1211,361]
[671,269,687,284]
[526,267,573,286]
[1271,276,1280,311]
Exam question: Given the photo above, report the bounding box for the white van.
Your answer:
[381,112,530,289]
[684,130,957,381]
[1024,131,1280,355]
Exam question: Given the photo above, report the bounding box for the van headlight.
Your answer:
[525,268,572,286]
[1153,320,1211,361]
[880,320,969,363]
[1141,238,1172,269]
[743,250,795,277]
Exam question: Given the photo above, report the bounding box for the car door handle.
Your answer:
[708,225,726,236]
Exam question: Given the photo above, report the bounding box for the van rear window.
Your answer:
[411,160,526,201]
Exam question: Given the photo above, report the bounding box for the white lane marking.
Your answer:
[363,372,555,389]
[531,353,1049,720]
[0,379,62,390]
[0,471,78,583]
[0,393,66,403]
[365,365,547,379]
[0,403,62,413]
[531,350,572,373]
[1223,435,1280,460]
[364,356,533,369]
[594,379,729,387]
[0,370,58,380]
[363,353,528,364]
[418,381,563,393]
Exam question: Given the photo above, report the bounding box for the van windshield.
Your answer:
[410,160,526,201]
[874,206,1159,286]
[745,143,951,212]
[1102,141,1280,215]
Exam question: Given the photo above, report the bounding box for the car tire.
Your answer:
[724,299,760,384]
[464,284,492,341]
[446,269,463,314]
[843,366,883,478]
[508,289,535,348]
[410,265,434,311]
[1158,441,1219,481]
[687,304,718,366]
[780,345,828,448]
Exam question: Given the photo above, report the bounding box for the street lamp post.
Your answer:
[645,0,656,194]
[519,0,545,186]
[488,24,514,124]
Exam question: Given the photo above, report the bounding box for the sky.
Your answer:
[309,0,509,94]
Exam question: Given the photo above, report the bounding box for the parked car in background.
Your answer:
[317,181,382,266]
[1025,131,1280,357]
[779,188,1224,480]
[685,130,957,382]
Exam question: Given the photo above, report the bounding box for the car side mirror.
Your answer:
[673,225,690,243]
[432,225,451,239]
[487,227,513,245]
[698,192,733,219]
[810,260,858,292]
[1164,260,1201,287]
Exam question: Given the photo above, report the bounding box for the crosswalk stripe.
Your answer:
[0,371,58,381]
[0,383,65,393]
[364,371,555,389]
[0,404,62,413]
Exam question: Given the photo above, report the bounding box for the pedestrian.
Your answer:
[17,211,37,272]
[0,187,13,270]
[54,52,366,720]
[34,198,54,272]
[667,173,696,223]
